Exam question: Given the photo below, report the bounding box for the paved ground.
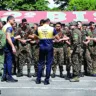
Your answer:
[0,66,96,96]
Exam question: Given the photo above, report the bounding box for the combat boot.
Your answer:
[51,73,56,78]
[27,69,31,78]
[33,72,37,77]
[60,71,64,78]
[70,76,79,82]
[79,71,84,77]
[91,71,96,77]
[17,69,23,77]
[66,71,72,78]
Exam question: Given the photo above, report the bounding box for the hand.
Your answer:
[54,39,60,43]
[86,36,90,40]
[12,46,16,54]
[14,35,21,40]
[26,39,31,42]
[30,41,36,44]
[59,39,63,42]
[83,41,88,45]
[93,38,96,41]
[21,40,26,44]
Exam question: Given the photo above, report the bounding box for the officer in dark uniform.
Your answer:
[2,16,21,82]
[29,19,69,85]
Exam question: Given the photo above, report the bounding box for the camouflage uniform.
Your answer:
[70,27,82,81]
[90,29,96,75]
[12,28,19,75]
[0,30,6,77]
[82,29,93,75]
[63,30,72,78]
[17,25,33,77]
[52,30,65,78]
[52,47,64,76]
[31,41,39,77]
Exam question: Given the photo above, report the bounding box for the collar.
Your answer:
[43,24,49,26]
[6,22,12,27]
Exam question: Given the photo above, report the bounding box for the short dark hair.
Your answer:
[40,19,45,25]
[89,21,94,26]
[77,21,82,23]
[7,15,14,22]
[22,18,27,23]
[2,21,6,25]
[56,22,62,26]
[44,18,50,23]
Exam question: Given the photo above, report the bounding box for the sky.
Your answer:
[48,0,59,8]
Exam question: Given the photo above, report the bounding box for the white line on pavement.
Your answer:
[0,87,96,91]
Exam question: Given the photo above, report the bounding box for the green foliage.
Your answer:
[67,0,96,11]
[54,0,70,10]
[0,0,50,11]
[50,7,60,11]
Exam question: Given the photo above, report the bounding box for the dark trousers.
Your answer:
[37,47,53,81]
[3,51,14,79]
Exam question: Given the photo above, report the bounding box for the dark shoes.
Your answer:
[27,73,32,78]
[35,79,41,84]
[17,73,23,77]
[60,73,64,78]
[33,73,37,77]
[6,78,18,82]
[44,80,50,85]
[51,73,56,78]
[1,77,7,82]
[1,75,18,82]
[35,78,50,85]
[79,72,84,77]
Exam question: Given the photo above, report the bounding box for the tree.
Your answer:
[53,0,70,10]
[0,0,50,11]
[67,0,96,11]
[50,7,60,11]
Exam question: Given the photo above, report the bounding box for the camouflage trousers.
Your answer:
[12,46,19,74]
[71,46,83,76]
[90,45,96,74]
[32,45,39,73]
[18,44,32,72]
[0,50,4,75]
[52,47,64,74]
[63,46,72,72]
[83,46,93,74]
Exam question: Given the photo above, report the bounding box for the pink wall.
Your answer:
[0,11,96,23]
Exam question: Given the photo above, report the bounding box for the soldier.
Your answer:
[82,23,93,76]
[64,24,72,78]
[76,21,84,77]
[51,22,65,78]
[86,22,96,76]
[0,20,6,79]
[12,22,18,75]
[69,21,82,82]
[51,22,70,78]
[30,23,39,77]
[16,18,33,77]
